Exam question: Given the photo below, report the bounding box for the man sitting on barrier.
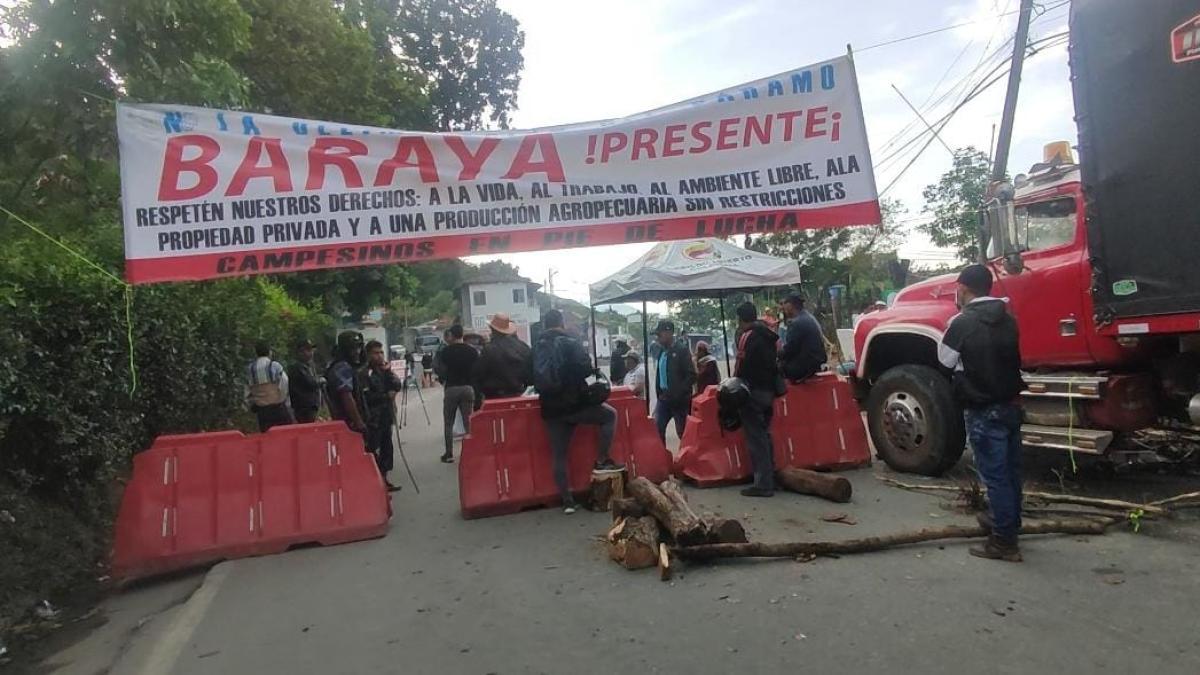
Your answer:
[326,331,368,436]
[735,302,782,498]
[362,339,404,492]
[535,309,624,515]
[623,351,646,400]
[246,341,294,432]
[779,293,827,382]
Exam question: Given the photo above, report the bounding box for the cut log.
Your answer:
[608,516,662,570]
[588,471,625,512]
[611,497,647,521]
[707,518,748,544]
[626,477,709,546]
[658,543,672,581]
[606,517,627,543]
[777,468,852,503]
[673,517,1114,561]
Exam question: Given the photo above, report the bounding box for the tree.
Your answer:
[919,147,991,262]
[748,198,907,322]
[237,0,432,129]
[670,299,721,334]
[348,0,526,129]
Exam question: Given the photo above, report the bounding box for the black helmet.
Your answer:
[717,377,750,431]
[336,330,364,364]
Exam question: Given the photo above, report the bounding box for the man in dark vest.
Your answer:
[326,331,368,435]
[938,264,1025,562]
[287,338,324,423]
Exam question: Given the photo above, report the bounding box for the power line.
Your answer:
[871,5,1067,169]
[874,31,1068,183]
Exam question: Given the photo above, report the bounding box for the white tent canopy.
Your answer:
[589,238,802,306]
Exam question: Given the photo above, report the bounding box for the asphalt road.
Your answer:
[44,385,1200,674]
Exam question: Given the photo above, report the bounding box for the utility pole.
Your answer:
[991,0,1034,182]
[547,268,558,308]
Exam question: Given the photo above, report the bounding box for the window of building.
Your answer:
[473,290,487,306]
[512,288,525,304]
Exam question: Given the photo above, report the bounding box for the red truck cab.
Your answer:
[850,0,1200,475]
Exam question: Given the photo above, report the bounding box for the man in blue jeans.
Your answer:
[938,264,1025,562]
[652,320,696,443]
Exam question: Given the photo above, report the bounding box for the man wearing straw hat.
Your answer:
[472,312,533,400]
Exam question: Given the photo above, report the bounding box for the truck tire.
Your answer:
[866,364,965,476]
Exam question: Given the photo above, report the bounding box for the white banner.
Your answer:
[117,54,879,284]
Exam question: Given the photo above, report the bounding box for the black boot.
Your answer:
[975,511,994,534]
[969,534,1022,562]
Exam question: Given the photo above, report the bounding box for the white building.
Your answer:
[458,272,541,343]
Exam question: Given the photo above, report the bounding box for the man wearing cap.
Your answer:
[779,293,827,382]
[938,264,1025,562]
[287,338,324,423]
[653,319,697,444]
[326,331,368,435]
[473,312,533,400]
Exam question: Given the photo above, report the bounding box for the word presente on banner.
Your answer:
[117,55,880,283]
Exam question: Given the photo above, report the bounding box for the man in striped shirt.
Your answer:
[246,341,293,432]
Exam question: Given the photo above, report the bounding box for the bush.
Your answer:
[0,236,331,628]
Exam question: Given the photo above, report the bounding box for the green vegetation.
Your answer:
[0,0,523,632]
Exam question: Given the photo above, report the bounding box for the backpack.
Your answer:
[534,334,567,394]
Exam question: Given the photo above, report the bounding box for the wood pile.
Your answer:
[603,472,1121,579]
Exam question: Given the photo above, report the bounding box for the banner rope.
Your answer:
[0,205,138,395]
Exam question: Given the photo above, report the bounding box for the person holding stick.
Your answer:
[362,339,404,492]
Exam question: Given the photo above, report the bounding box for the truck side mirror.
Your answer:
[1003,251,1025,275]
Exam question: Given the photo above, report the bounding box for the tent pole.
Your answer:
[642,299,650,417]
[590,305,598,370]
[719,296,731,376]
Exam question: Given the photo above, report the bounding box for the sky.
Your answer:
[470,0,1075,304]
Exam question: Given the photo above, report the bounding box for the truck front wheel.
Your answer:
[866,365,965,475]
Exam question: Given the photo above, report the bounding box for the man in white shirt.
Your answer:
[245,341,293,432]
[622,352,647,400]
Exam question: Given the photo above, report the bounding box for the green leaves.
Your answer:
[919,147,992,263]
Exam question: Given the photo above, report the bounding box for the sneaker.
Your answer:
[593,459,626,474]
[969,535,1022,563]
[440,454,455,464]
[563,503,578,515]
[740,487,775,498]
[385,480,402,493]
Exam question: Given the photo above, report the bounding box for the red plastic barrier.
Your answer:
[112,422,390,582]
[458,387,671,519]
[676,374,870,487]
[675,387,753,487]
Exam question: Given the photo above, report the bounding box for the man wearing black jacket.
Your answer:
[938,264,1025,562]
[652,320,697,443]
[536,310,623,514]
[287,338,324,423]
[734,302,781,497]
[779,294,827,382]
